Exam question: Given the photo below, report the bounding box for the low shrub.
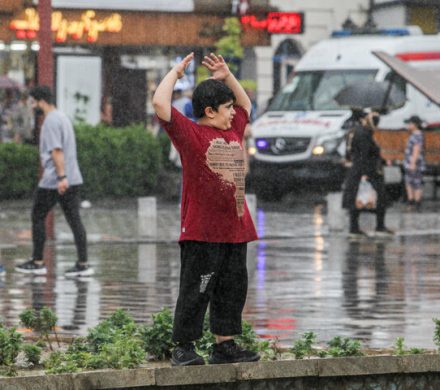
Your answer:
[0,324,22,367]
[0,123,163,200]
[139,307,174,360]
[75,123,162,199]
[0,143,39,199]
[22,344,42,366]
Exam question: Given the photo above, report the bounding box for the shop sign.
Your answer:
[241,12,304,34]
[9,8,122,43]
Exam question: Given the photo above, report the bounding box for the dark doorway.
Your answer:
[112,68,146,127]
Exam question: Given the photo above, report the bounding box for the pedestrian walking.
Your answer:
[403,115,425,211]
[153,53,259,366]
[342,110,393,238]
[15,86,93,277]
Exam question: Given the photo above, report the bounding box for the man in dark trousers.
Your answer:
[342,110,393,238]
[15,86,93,277]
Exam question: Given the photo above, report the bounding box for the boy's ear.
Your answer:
[204,106,216,118]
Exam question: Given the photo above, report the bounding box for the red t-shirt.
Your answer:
[159,106,258,243]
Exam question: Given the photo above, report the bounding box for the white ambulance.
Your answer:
[248,27,440,198]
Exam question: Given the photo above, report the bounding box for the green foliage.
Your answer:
[394,336,406,356]
[0,143,39,199]
[327,336,363,357]
[215,17,244,60]
[157,132,174,170]
[22,343,42,366]
[239,79,257,92]
[139,307,174,360]
[0,124,162,201]
[75,123,161,199]
[394,336,425,356]
[0,365,17,377]
[215,17,243,74]
[433,318,440,350]
[93,332,145,369]
[194,314,216,359]
[46,309,146,374]
[236,320,264,352]
[19,308,37,330]
[19,307,58,350]
[291,331,317,359]
[194,314,270,360]
[44,351,80,374]
[0,324,22,367]
[86,309,137,352]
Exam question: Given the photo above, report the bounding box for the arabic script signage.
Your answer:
[241,12,304,34]
[9,8,122,43]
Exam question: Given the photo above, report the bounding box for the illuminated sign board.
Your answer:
[241,12,304,34]
[9,8,122,43]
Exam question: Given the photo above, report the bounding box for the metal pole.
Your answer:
[38,0,55,240]
[38,0,53,87]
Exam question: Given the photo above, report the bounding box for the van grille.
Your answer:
[256,137,311,156]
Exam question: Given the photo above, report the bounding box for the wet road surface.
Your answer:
[0,198,439,349]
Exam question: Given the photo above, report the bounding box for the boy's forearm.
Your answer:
[224,73,252,116]
[152,69,178,122]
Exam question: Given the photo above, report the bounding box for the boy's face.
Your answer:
[212,100,236,130]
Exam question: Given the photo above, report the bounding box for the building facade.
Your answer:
[373,0,440,34]
[0,0,272,126]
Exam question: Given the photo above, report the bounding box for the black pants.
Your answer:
[32,186,87,262]
[172,241,248,343]
[349,208,385,232]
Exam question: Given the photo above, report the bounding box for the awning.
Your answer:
[34,0,274,14]
[372,50,440,106]
[34,0,195,12]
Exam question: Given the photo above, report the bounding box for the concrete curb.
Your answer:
[1,355,440,389]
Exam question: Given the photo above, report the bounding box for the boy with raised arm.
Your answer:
[153,53,259,366]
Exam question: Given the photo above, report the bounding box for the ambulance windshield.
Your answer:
[268,70,377,111]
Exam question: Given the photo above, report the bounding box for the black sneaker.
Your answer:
[171,343,205,366]
[209,340,260,364]
[15,259,47,275]
[65,263,95,277]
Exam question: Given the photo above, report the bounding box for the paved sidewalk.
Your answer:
[0,197,439,349]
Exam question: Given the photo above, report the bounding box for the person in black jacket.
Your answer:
[342,110,393,237]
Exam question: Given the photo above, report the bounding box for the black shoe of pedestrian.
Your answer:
[209,340,260,364]
[65,263,95,277]
[171,343,205,366]
[15,259,47,275]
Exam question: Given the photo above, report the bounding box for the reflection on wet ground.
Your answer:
[0,200,440,349]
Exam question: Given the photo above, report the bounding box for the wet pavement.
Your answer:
[0,197,439,349]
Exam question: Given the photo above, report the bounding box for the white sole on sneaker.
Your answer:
[65,268,95,277]
[14,266,47,275]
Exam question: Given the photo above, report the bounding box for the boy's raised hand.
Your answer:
[202,53,231,81]
[173,53,194,79]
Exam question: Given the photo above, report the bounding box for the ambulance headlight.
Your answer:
[313,135,344,155]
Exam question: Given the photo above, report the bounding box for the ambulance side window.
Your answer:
[384,71,407,98]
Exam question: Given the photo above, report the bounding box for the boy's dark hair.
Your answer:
[192,79,235,118]
[30,85,53,104]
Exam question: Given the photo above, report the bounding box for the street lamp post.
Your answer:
[38,0,55,240]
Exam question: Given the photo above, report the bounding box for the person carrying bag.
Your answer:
[342,111,393,238]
